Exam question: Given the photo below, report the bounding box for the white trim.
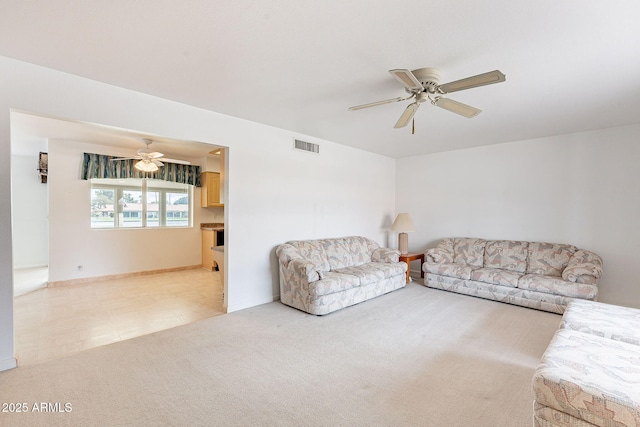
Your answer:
[0,357,17,372]
[13,264,48,270]
[226,295,280,313]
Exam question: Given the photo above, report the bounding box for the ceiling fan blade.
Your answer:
[110,156,140,161]
[389,69,423,91]
[152,159,164,167]
[394,102,420,128]
[348,96,410,111]
[434,97,481,118]
[437,70,506,94]
[138,148,164,158]
[162,158,191,165]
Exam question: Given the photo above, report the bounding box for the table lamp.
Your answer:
[391,213,415,255]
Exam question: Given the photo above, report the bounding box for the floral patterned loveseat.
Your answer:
[276,236,407,315]
[423,238,603,313]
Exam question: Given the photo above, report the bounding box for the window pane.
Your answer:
[120,190,143,228]
[146,190,160,227]
[91,188,115,228]
[91,179,191,230]
[166,191,189,227]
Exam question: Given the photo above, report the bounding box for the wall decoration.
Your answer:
[38,152,48,183]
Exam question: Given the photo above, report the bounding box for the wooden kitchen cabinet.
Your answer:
[202,229,215,270]
[201,172,223,207]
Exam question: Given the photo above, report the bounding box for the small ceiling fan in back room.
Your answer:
[111,138,190,172]
[348,68,506,134]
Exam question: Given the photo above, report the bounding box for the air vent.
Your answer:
[293,138,319,154]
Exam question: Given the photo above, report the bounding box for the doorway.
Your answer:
[10,111,228,365]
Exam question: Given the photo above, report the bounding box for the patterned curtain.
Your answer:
[80,153,202,187]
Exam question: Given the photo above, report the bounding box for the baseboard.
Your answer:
[410,268,424,281]
[0,357,17,372]
[13,264,48,270]
[47,265,203,288]
[226,295,280,314]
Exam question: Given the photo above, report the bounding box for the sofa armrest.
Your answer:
[276,244,324,283]
[276,244,299,267]
[372,247,400,263]
[562,250,603,285]
[288,259,322,282]
[425,247,454,264]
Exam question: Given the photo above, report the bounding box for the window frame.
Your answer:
[90,178,193,229]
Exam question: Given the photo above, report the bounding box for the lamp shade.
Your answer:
[135,160,159,172]
[391,213,415,233]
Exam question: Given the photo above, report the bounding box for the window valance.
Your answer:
[80,153,201,187]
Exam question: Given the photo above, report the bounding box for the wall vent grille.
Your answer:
[293,139,320,154]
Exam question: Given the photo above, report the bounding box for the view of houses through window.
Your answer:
[90,178,192,228]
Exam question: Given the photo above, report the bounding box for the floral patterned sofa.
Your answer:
[276,236,407,315]
[533,299,640,426]
[422,238,603,313]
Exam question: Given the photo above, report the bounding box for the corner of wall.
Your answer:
[0,357,18,372]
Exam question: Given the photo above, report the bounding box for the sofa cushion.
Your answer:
[453,238,486,267]
[426,247,454,264]
[334,262,406,286]
[423,263,477,280]
[483,240,528,273]
[526,242,577,277]
[533,329,640,427]
[435,238,455,262]
[518,274,597,299]
[437,237,455,253]
[470,267,522,288]
[307,271,361,296]
[321,236,376,270]
[427,273,572,314]
[561,299,640,346]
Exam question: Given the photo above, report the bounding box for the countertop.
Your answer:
[200,222,224,231]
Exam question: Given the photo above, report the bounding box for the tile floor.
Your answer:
[13,268,224,366]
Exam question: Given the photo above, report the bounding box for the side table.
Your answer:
[399,252,425,284]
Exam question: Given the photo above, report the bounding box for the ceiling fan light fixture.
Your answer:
[135,160,159,172]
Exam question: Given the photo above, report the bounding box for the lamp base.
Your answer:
[398,232,409,255]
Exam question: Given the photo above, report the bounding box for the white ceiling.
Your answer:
[10,111,222,159]
[2,1,640,159]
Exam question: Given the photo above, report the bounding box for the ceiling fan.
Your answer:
[348,68,506,131]
[111,138,190,172]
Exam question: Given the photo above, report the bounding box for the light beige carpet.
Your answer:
[0,283,560,426]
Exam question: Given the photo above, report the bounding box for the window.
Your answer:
[90,178,192,229]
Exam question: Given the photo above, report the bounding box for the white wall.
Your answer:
[10,151,49,269]
[396,123,640,308]
[0,56,397,370]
